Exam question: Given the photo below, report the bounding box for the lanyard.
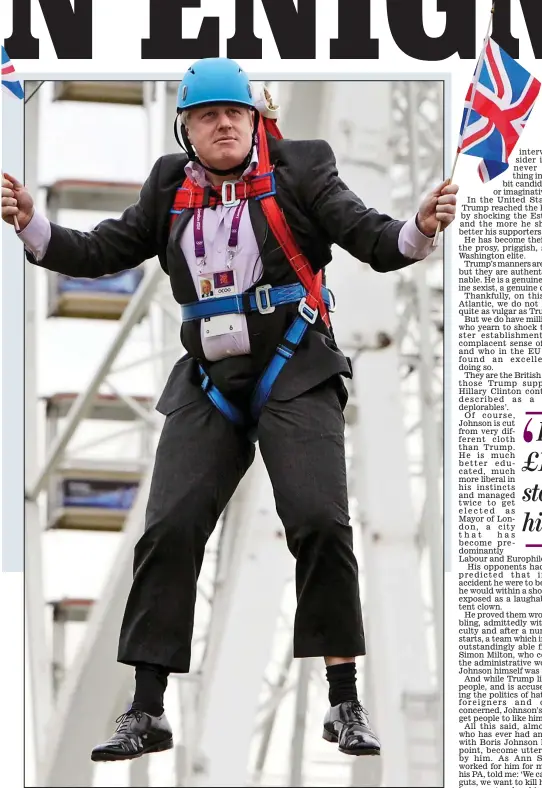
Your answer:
[193,199,247,269]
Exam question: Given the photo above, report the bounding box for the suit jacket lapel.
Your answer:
[248,198,268,257]
[167,208,199,300]
[169,208,193,255]
[249,136,282,256]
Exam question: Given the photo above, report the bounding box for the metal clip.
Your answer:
[255,284,275,315]
[298,297,318,324]
[222,181,241,207]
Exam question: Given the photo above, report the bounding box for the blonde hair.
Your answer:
[180,106,254,127]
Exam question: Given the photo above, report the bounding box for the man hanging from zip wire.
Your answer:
[2,58,457,760]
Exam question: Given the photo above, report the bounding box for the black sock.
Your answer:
[326,662,358,707]
[132,663,169,717]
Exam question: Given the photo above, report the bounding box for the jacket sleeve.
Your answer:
[299,139,417,273]
[26,157,164,278]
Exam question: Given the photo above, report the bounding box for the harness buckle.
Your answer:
[298,297,318,324]
[200,372,211,393]
[222,181,241,207]
[255,284,276,315]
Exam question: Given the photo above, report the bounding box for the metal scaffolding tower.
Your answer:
[25,78,444,788]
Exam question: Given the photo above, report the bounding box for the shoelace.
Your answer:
[350,701,369,723]
[115,710,143,733]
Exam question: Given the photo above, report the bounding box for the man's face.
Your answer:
[185,104,253,171]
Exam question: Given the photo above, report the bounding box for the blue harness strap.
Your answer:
[196,292,326,442]
[182,283,334,322]
[199,367,246,427]
[249,303,316,422]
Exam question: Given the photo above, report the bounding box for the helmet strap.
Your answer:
[174,110,261,178]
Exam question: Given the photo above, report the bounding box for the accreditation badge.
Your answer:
[198,270,243,338]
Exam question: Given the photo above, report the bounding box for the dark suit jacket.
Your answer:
[28,136,419,415]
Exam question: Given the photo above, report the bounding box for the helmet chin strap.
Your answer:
[174,110,261,178]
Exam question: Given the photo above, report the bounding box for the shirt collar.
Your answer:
[184,146,259,188]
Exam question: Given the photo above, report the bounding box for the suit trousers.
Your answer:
[117,375,366,673]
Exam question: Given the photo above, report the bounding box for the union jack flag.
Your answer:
[1,45,24,100]
[459,38,540,183]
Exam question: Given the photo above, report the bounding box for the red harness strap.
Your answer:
[256,116,329,327]
[171,172,276,213]
[170,115,330,328]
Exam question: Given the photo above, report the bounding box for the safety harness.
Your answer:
[170,114,333,440]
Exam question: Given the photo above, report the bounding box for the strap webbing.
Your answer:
[256,116,330,328]
[181,283,333,322]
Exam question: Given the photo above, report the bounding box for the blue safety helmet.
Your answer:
[174,57,259,177]
[177,57,255,112]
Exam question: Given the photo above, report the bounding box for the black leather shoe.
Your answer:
[322,700,381,756]
[91,708,173,761]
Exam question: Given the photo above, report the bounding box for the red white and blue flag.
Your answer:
[458,38,540,183]
[2,45,24,100]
